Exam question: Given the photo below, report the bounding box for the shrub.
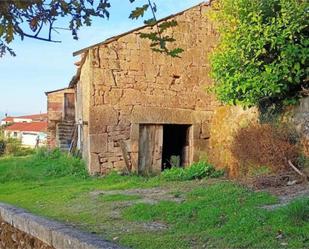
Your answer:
[35,148,88,178]
[231,123,300,173]
[4,138,34,156]
[161,161,224,181]
[0,139,5,156]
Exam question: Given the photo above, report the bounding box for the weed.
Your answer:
[297,154,309,169]
[100,194,141,202]
[0,148,87,183]
[161,161,224,181]
[284,198,309,225]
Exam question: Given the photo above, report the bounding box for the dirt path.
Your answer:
[261,183,309,210]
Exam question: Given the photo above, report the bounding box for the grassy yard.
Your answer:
[0,151,308,249]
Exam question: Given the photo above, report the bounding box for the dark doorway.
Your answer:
[162,125,191,171]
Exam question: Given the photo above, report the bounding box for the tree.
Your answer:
[0,0,182,57]
[209,0,308,109]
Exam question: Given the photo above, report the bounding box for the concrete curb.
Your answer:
[0,203,127,249]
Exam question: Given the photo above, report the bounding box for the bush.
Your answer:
[161,161,224,181]
[231,123,300,173]
[209,0,308,107]
[4,138,34,156]
[35,148,88,178]
[0,139,5,156]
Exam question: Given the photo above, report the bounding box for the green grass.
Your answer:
[100,194,141,202]
[0,153,308,249]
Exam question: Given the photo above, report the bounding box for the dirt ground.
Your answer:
[242,171,309,209]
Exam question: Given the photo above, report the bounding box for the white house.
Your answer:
[1,114,47,125]
[3,122,48,147]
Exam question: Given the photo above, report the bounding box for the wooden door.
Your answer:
[64,93,75,121]
[138,125,163,175]
[182,126,193,167]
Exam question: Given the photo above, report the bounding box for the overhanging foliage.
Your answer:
[209,0,309,108]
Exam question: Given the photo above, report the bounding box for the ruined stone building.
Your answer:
[46,88,75,150]
[46,2,221,175]
[47,1,309,176]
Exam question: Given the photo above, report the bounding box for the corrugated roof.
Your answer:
[73,1,210,56]
[4,122,47,133]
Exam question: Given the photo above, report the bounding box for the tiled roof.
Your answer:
[16,113,47,120]
[4,122,47,133]
[2,117,14,122]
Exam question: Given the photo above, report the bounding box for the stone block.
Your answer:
[89,153,101,174]
[89,106,118,133]
[93,68,116,86]
[131,106,194,124]
[201,122,211,139]
[101,162,113,170]
[121,89,143,106]
[105,89,123,105]
[89,134,107,153]
[113,160,126,171]
[52,226,124,249]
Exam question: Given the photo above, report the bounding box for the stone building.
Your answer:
[47,1,220,175]
[45,88,75,150]
[47,1,309,176]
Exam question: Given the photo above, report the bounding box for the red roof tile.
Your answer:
[4,122,47,133]
[16,113,47,120]
[2,117,14,122]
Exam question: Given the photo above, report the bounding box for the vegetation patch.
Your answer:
[0,154,308,249]
[231,123,301,174]
[284,198,309,225]
[0,148,87,183]
[124,183,309,249]
[99,193,141,202]
[161,161,224,181]
[209,0,308,108]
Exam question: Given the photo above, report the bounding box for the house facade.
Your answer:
[1,114,47,126]
[4,122,47,147]
[46,2,221,175]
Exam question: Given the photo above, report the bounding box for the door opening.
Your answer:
[162,124,191,171]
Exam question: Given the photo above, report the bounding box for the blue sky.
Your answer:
[0,0,203,119]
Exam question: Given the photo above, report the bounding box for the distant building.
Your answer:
[1,116,14,126]
[1,114,48,147]
[1,113,47,126]
[3,122,48,147]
